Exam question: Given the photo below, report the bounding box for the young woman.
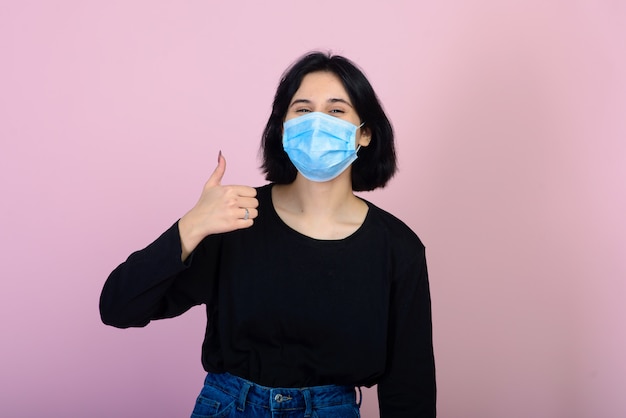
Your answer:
[100,52,436,417]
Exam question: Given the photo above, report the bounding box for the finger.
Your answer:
[246,207,259,219]
[229,185,257,198]
[238,197,259,209]
[206,151,226,188]
[233,217,255,230]
[239,207,258,220]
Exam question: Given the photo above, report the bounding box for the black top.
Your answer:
[100,184,436,417]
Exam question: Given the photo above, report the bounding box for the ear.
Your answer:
[357,126,372,147]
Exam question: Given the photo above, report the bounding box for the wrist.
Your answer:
[178,213,202,261]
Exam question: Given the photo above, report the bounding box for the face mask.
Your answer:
[282,112,364,182]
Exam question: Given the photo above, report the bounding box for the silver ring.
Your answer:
[243,208,249,220]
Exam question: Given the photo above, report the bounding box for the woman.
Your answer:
[100,52,436,417]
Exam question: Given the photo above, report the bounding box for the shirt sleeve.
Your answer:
[99,221,218,328]
[377,246,437,417]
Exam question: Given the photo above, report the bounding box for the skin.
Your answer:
[272,71,372,239]
[178,151,259,261]
[178,70,371,261]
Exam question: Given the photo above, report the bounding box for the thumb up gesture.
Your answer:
[178,151,258,260]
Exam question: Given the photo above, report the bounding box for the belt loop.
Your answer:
[236,381,252,412]
[303,388,313,418]
[356,386,362,408]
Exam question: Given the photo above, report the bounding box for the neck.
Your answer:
[271,169,369,240]
[274,171,356,218]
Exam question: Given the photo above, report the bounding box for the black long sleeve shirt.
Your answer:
[100,184,436,417]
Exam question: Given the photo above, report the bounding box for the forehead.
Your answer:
[291,71,350,102]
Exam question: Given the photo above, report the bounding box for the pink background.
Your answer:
[1,1,625,417]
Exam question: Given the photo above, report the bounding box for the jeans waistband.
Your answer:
[203,372,360,416]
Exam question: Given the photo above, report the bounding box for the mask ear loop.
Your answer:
[356,122,365,153]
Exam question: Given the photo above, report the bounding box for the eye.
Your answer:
[295,108,311,113]
[329,109,345,114]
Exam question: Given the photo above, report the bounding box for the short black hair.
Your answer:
[260,51,397,192]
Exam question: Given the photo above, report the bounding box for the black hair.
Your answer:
[260,51,397,192]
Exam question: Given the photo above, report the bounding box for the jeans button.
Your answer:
[274,393,292,402]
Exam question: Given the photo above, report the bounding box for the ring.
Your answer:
[243,208,249,220]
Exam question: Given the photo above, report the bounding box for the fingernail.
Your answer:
[218,150,222,163]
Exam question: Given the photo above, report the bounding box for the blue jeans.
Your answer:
[191,372,361,418]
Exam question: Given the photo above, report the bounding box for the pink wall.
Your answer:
[1,1,625,417]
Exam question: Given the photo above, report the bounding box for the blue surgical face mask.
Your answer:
[282,112,364,182]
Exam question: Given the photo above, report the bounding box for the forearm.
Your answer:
[378,251,436,417]
[99,222,191,328]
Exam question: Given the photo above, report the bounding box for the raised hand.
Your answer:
[178,151,258,261]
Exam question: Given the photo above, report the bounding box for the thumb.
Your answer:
[206,150,226,187]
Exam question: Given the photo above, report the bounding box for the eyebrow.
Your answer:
[289,98,354,108]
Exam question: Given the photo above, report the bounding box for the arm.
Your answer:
[99,152,259,328]
[99,222,217,328]
[378,248,436,417]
